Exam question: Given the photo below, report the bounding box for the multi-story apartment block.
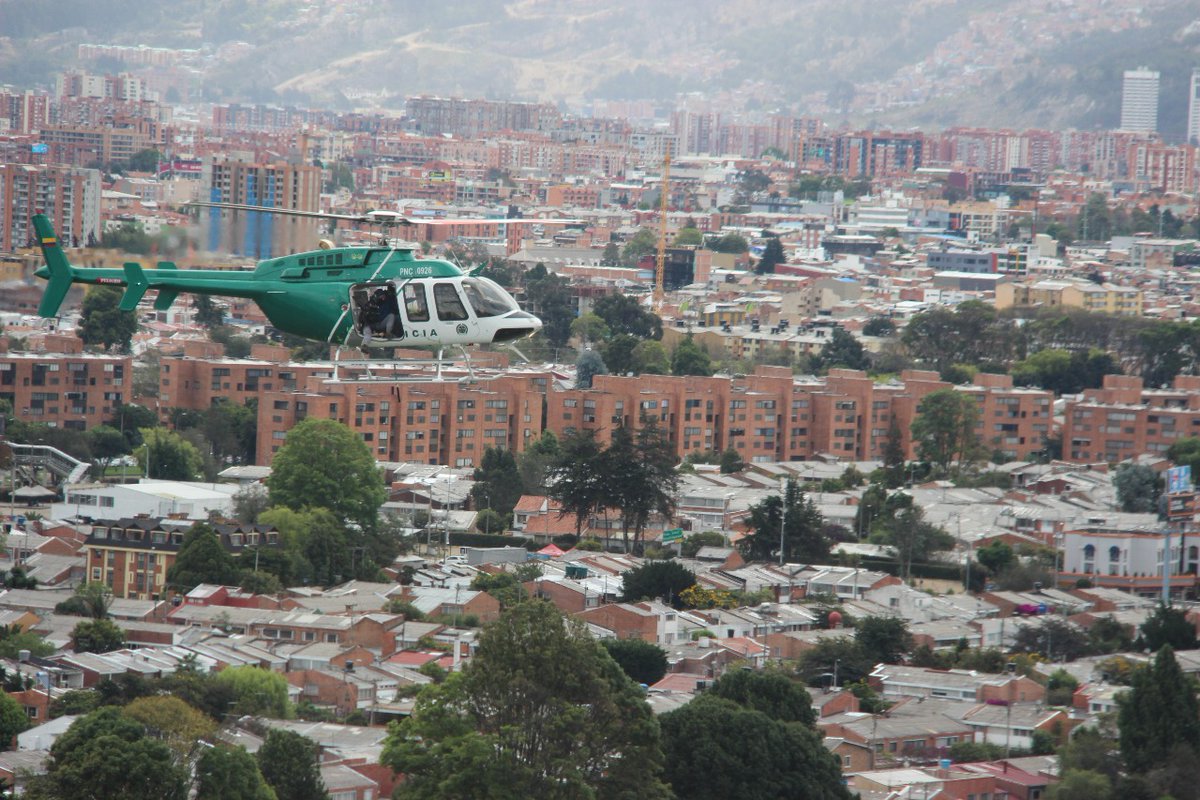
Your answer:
[995,279,1143,316]
[1063,374,1200,462]
[545,368,1052,464]
[0,162,101,250]
[164,351,1053,468]
[0,346,131,430]
[84,517,280,600]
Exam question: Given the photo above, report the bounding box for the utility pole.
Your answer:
[654,143,671,312]
[778,477,788,566]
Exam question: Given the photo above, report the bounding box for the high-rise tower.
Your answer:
[1187,67,1200,144]
[1120,67,1160,133]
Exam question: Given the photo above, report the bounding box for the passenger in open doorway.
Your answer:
[361,288,397,348]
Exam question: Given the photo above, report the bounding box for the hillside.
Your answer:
[1,0,1198,135]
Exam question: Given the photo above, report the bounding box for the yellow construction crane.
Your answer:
[654,143,671,311]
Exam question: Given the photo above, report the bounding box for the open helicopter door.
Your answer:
[349,282,403,346]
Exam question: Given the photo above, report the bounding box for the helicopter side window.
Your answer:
[461,277,518,318]
[433,283,469,321]
[404,283,430,322]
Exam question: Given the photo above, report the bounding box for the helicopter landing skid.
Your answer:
[326,346,487,384]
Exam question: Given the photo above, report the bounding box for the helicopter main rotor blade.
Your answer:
[188,201,583,229]
[188,201,367,223]
[412,217,583,226]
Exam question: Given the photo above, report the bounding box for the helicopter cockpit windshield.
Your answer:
[461,277,518,318]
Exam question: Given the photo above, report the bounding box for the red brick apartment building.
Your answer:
[158,345,1055,467]
[1063,374,1200,463]
[0,341,131,430]
[547,368,1052,464]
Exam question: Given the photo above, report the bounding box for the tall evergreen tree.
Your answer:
[741,479,830,563]
[165,523,239,593]
[548,430,607,538]
[471,447,526,519]
[1118,645,1200,774]
[756,236,785,275]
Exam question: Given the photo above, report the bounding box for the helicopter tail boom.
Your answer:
[33,215,75,318]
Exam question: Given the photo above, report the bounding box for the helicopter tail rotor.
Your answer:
[32,215,75,318]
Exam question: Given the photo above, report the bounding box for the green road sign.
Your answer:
[662,528,683,543]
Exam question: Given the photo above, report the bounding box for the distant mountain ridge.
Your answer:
[2,0,1199,136]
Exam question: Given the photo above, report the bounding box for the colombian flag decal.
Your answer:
[41,237,56,246]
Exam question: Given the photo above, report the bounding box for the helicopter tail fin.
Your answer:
[33,214,74,318]
[120,262,150,311]
[152,262,179,310]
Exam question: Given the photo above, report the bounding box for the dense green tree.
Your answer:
[719,447,747,474]
[55,581,113,619]
[814,326,869,372]
[137,426,203,480]
[863,316,896,337]
[1046,769,1112,800]
[869,505,954,580]
[855,617,913,666]
[109,402,158,448]
[756,236,785,275]
[1059,725,1121,782]
[601,639,668,686]
[382,601,670,800]
[193,294,225,329]
[1118,645,1200,774]
[257,729,328,800]
[1113,463,1161,513]
[196,744,277,800]
[707,669,817,726]
[659,693,849,800]
[621,227,659,267]
[976,541,1015,576]
[1010,348,1118,395]
[547,430,607,538]
[267,418,386,533]
[522,265,574,349]
[1167,436,1200,477]
[569,312,609,344]
[601,241,620,265]
[593,293,662,340]
[1046,668,1080,706]
[674,225,703,247]
[910,388,984,475]
[680,531,727,557]
[77,285,137,352]
[1088,615,1133,655]
[1140,603,1198,652]
[575,348,608,388]
[671,333,713,376]
[0,690,29,748]
[600,333,641,375]
[902,301,1016,375]
[87,425,130,475]
[70,618,125,654]
[201,401,259,465]
[796,637,874,686]
[26,707,187,800]
[471,447,526,519]
[166,523,239,592]
[216,666,292,719]
[610,421,678,553]
[631,339,670,374]
[708,232,749,254]
[620,561,697,607]
[517,430,560,493]
[123,695,216,762]
[1010,618,1091,661]
[742,479,831,564]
